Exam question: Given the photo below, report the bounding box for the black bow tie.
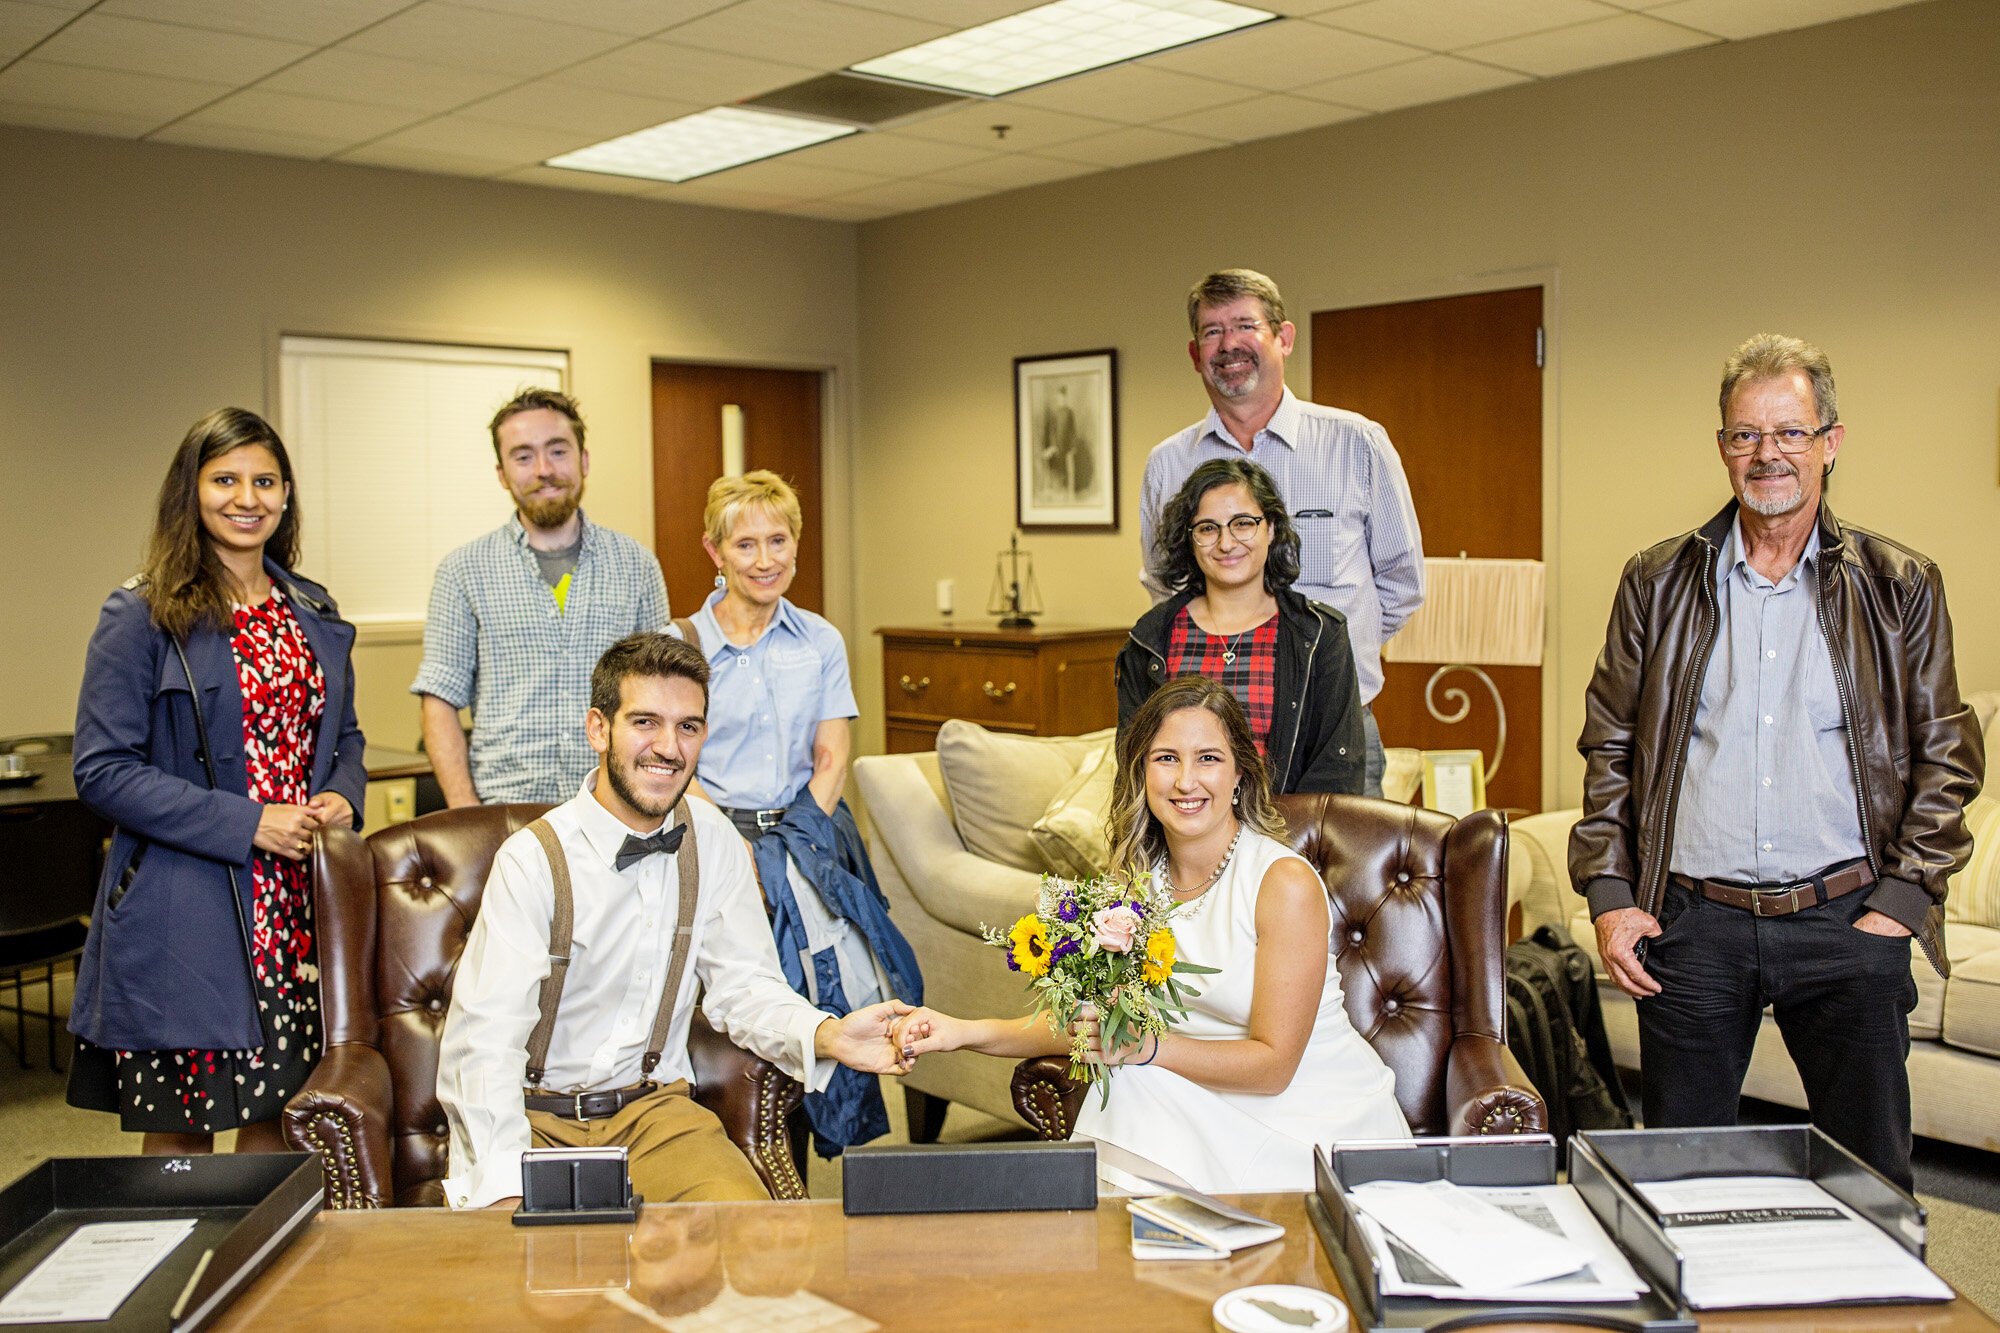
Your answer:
[614,825,685,872]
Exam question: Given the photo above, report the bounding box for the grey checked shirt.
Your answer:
[1669,518,1866,883]
[412,512,670,804]
[1139,388,1424,704]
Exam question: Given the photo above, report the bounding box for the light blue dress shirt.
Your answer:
[1670,518,1866,883]
[690,592,858,811]
[1138,387,1425,705]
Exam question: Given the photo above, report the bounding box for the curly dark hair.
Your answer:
[1151,457,1300,597]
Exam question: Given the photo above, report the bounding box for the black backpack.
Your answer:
[1504,924,1633,1143]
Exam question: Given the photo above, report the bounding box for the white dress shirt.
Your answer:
[438,775,834,1208]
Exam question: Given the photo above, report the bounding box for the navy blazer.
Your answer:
[69,561,366,1052]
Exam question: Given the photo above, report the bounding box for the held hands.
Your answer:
[888,1007,962,1061]
[1595,907,1663,999]
[1071,1001,1156,1068]
[817,999,920,1076]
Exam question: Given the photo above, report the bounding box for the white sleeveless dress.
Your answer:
[1073,829,1411,1193]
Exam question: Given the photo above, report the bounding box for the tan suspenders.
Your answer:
[522,801,702,1089]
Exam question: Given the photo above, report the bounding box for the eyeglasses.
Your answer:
[1717,423,1835,456]
[1195,319,1273,345]
[1190,514,1267,546]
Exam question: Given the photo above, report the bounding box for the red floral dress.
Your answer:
[109,588,326,1133]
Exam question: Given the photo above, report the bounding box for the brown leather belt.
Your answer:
[1669,859,1875,918]
[523,1082,655,1122]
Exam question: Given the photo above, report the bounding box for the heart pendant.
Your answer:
[1222,651,1236,665]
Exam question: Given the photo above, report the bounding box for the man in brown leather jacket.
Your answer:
[1569,334,1982,1191]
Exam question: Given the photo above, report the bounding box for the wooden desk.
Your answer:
[876,622,1127,753]
[0,751,77,811]
[214,1195,1996,1332]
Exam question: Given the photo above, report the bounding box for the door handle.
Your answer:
[898,674,930,695]
[981,681,1017,701]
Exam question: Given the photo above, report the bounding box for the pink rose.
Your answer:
[1091,904,1142,953]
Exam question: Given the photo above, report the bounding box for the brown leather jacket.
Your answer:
[1569,500,1983,976]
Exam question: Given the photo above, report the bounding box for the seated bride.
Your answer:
[896,675,1410,1193]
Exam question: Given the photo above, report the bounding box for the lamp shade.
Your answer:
[1383,557,1545,667]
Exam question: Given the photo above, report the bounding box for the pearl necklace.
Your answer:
[1162,825,1243,921]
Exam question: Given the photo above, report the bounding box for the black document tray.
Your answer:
[1309,1136,1697,1332]
[1570,1124,1938,1312]
[0,1152,323,1331]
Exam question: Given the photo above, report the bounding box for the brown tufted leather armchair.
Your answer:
[1012,795,1546,1142]
[282,804,807,1208]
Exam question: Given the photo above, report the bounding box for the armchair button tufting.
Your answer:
[434,1123,447,1137]
[1384,998,1400,1012]
[426,998,442,1013]
[1395,871,1410,884]
[1349,929,1365,945]
[419,875,434,889]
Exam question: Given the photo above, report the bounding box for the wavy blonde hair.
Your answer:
[703,469,802,545]
[1107,675,1286,876]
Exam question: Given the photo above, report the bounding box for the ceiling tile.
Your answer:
[338,3,630,78]
[923,151,1097,191]
[0,1,74,62]
[890,99,1116,152]
[1292,53,1527,111]
[502,162,669,193]
[702,156,889,198]
[663,0,950,69]
[784,129,994,176]
[1152,91,1366,142]
[11,0,95,10]
[455,0,736,37]
[1317,0,1614,51]
[358,113,599,165]
[648,177,803,210]
[1253,1,1372,12]
[1466,12,1716,77]
[547,39,817,105]
[259,49,520,113]
[458,79,700,138]
[0,59,230,120]
[335,140,509,176]
[835,1,1035,23]
[93,0,413,45]
[0,101,165,136]
[1640,0,1922,41]
[172,86,426,139]
[821,175,984,213]
[31,12,313,83]
[1045,123,1229,167]
[1011,65,1255,122]
[770,196,895,221]
[1143,18,1423,90]
[149,121,355,157]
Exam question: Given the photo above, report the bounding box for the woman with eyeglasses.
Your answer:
[1117,457,1365,795]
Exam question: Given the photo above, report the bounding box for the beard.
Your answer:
[605,747,691,821]
[1741,460,1805,516]
[517,478,584,529]
[1204,349,1263,400]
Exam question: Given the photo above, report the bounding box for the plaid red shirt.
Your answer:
[1165,607,1281,753]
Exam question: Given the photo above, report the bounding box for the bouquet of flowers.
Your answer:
[982,869,1217,1102]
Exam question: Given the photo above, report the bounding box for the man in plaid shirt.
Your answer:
[413,389,670,805]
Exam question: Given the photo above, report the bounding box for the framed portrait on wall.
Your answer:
[1014,348,1118,531]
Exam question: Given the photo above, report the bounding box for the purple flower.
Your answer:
[1049,937,1080,964]
[1124,899,1146,917]
[1004,950,1021,972]
[1056,893,1080,923]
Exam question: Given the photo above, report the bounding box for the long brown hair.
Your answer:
[1107,675,1286,875]
[138,407,299,639]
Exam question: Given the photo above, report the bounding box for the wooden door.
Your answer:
[650,363,824,616]
[1311,286,1543,812]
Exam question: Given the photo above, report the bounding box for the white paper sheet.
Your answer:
[1633,1176,1952,1309]
[1359,1184,1645,1303]
[0,1218,197,1325]
[1347,1179,1589,1292]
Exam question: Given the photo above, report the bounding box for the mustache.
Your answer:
[1746,460,1798,481]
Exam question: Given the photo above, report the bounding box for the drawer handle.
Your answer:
[982,680,1017,701]
[899,674,931,696]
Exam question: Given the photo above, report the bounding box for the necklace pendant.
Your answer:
[1221,650,1236,665]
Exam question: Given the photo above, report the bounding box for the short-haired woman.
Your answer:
[1120,457,1366,795]
[683,470,921,1155]
[893,677,1408,1194]
[68,407,365,1155]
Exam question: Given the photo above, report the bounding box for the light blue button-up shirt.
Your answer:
[1670,518,1866,883]
[1138,388,1424,705]
[689,592,857,811]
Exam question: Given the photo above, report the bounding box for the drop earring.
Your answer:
[1232,786,1240,807]
[713,571,726,589]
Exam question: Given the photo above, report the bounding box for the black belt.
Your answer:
[1669,859,1875,918]
[721,805,786,842]
[523,1082,655,1122]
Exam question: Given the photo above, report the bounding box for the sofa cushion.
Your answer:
[1030,740,1115,877]
[935,721,1113,874]
[1940,924,2000,1056]
[1944,792,2000,929]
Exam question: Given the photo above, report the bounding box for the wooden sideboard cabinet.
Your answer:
[875,623,1128,753]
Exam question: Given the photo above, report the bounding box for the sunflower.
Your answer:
[1142,928,1177,985]
[1009,915,1053,977]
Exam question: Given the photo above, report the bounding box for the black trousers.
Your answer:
[1636,879,1919,1192]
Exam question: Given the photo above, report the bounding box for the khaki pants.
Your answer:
[524,1081,769,1203]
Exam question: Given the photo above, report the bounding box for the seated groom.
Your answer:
[438,632,914,1208]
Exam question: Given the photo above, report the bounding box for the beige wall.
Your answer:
[1,128,858,753]
[851,0,2000,808]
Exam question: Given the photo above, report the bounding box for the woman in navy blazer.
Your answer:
[68,407,365,1156]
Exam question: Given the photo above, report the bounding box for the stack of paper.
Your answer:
[1127,1186,1285,1263]
[1346,1179,1645,1303]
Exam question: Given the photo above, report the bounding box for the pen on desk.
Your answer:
[169,1248,214,1323]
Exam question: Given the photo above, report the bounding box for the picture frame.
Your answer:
[1014,349,1118,531]
[1420,749,1488,818]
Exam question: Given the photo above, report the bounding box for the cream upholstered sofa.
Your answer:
[1510,691,2000,1154]
[853,720,1424,1134]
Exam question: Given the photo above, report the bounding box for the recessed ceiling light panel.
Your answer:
[546,106,857,184]
[851,0,1277,98]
